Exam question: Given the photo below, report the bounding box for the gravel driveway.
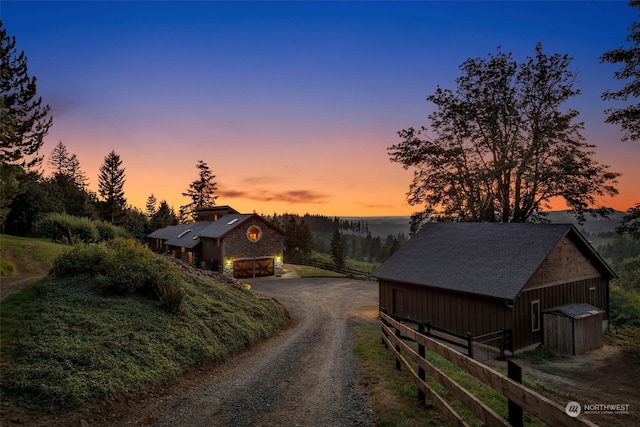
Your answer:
[146,275,379,427]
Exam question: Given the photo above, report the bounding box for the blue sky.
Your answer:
[2,1,638,215]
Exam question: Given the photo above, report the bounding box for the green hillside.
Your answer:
[0,234,67,278]
[0,237,289,409]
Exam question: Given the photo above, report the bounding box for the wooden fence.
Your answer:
[284,257,375,280]
[380,311,598,427]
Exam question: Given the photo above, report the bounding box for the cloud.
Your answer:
[242,176,277,185]
[218,186,328,204]
[274,190,327,204]
[217,189,249,198]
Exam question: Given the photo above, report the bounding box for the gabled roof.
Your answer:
[164,221,214,249]
[373,223,616,301]
[198,214,254,239]
[147,213,285,248]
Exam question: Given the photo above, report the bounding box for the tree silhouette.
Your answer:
[181,160,218,220]
[389,44,620,233]
[98,150,126,224]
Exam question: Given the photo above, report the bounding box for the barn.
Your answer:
[148,206,285,279]
[373,223,617,354]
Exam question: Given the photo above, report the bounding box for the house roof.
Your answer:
[373,223,616,301]
[147,213,285,248]
[198,214,255,239]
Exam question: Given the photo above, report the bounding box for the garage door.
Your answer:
[233,258,274,279]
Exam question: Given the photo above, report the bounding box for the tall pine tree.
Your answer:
[98,150,126,224]
[181,160,218,220]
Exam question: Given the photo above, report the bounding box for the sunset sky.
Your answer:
[2,1,638,217]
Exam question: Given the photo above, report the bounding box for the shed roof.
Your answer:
[543,303,604,319]
[373,223,615,301]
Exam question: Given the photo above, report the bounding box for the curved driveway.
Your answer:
[151,275,379,427]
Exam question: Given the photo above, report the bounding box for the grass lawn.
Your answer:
[0,234,67,277]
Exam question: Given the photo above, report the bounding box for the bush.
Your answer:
[609,283,640,328]
[51,238,176,296]
[95,220,129,241]
[155,280,187,314]
[36,213,99,243]
[615,255,640,293]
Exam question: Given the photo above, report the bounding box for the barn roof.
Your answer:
[373,223,615,301]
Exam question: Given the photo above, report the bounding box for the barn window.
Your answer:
[589,287,596,306]
[247,225,262,242]
[531,300,541,332]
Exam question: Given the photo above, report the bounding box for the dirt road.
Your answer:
[123,276,379,427]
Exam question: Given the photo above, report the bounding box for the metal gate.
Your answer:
[233,258,274,279]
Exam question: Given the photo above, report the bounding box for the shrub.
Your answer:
[95,220,129,241]
[609,283,640,328]
[155,280,187,314]
[51,238,177,297]
[36,213,99,243]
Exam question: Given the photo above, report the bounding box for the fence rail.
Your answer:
[284,257,375,280]
[380,311,598,427]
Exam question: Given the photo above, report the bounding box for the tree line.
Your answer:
[266,212,407,267]
[2,1,639,245]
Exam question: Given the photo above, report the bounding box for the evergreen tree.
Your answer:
[48,141,70,175]
[145,193,157,218]
[150,200,178,230]
[330,228,345,268]
[1,21,52,169]
[47,141,88,189]
[1,21,52,225]
[181,160,218,220]
[98,150,126,224]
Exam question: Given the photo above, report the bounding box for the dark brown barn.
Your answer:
[373,223,616,354]
[148,206,285,279]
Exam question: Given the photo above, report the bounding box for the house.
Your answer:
[148,206,285,279]
[373,223,617,354]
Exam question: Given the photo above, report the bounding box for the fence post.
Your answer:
[467,331,474,359]
[418,323,426,404]
[508,360,524,427]
[426,321,431,337]
[394,315,401,370]
[499,329,505,360]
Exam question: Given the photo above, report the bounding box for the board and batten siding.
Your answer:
[378,279,513,341]
[514,277,608,350]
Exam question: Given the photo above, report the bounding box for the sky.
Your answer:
[2,1,639,217]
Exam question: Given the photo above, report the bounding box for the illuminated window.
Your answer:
[247,225,262,242]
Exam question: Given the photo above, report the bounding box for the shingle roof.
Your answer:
[373,223,614,301]
[146,214,261,249]
[198,214,254,239]
[543,303,604,319]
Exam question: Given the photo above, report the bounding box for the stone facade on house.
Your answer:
[147,206,285,279]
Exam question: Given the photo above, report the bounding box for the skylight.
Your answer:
[177,229,192,238]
